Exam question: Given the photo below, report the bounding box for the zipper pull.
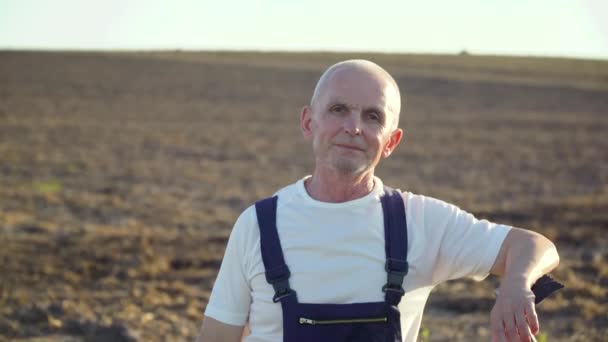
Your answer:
[299,318,315,325]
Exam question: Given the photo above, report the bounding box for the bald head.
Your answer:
[310,60,402,129]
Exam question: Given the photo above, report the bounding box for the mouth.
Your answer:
[334,143,364,152]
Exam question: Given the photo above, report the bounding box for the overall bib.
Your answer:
[254,187,563,342]
[255,187,407,342]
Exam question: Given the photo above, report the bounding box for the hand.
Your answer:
[491,277,539,342]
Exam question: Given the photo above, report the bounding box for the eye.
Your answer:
[367,112,381,121]
[330,104,346,113]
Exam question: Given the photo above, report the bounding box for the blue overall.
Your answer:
[254,186,563,342]
[255,186,408,342]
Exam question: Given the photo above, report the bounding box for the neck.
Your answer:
[305,167,376,203]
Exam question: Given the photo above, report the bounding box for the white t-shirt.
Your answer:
[204,176,510,342]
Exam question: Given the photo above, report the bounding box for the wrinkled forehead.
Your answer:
[314,67,399,113]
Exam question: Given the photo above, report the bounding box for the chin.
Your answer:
[332,158,370,175]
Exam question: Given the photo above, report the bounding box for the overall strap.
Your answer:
[255,196,296,303]
[381,186,409,306]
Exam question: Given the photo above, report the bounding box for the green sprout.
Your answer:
[34,179,62,194]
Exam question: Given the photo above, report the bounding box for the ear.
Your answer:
[381,128,403,158]
[300,105,313,140]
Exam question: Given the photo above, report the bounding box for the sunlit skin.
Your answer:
[300,60,403,203]
[490,230,559,342]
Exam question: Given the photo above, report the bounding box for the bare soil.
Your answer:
[0,51,606,341]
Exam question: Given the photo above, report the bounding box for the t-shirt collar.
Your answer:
[296,175,384,208]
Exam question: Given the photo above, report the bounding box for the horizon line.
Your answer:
[1,46,607,62]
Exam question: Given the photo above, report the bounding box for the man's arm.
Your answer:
[489,228,560,342]
[197,208,257,341]
[196,316,245,342]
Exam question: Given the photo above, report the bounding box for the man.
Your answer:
[197,60,560,342]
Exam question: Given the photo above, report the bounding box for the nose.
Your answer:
[343,113,362,136]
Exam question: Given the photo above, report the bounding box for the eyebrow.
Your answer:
[328,98,385,114]
[327,99,387,122]
[366,107,387,124]
[363,106,385,116]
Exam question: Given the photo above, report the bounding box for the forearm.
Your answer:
[492,228,560,288]
[489,229,560,339]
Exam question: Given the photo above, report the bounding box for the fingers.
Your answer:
[492,329,507,342]
[525,301,540,335]
[502,314,519,342]
[515,310,533,342]
[491,307,505,342]
[491,308,508,342]
[491,306,537,342]
[491,315,532,342]
[491,282,540,342]
[491,319,506,342]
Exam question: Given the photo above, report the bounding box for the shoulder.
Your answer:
[397,190,474,241]
[227,204,259,253]
[230,180,301,246]
[399,190,461,217]
[234,204,258,230]
[273,180,301,207]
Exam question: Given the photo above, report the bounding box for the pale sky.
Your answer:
[1,0,607,59]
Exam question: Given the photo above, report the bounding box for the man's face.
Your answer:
[301,67,402,176]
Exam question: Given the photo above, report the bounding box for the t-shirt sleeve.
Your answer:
[203,208,255,326]
[423,196,511,283]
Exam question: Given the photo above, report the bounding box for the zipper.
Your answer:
[299,317,388,325]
